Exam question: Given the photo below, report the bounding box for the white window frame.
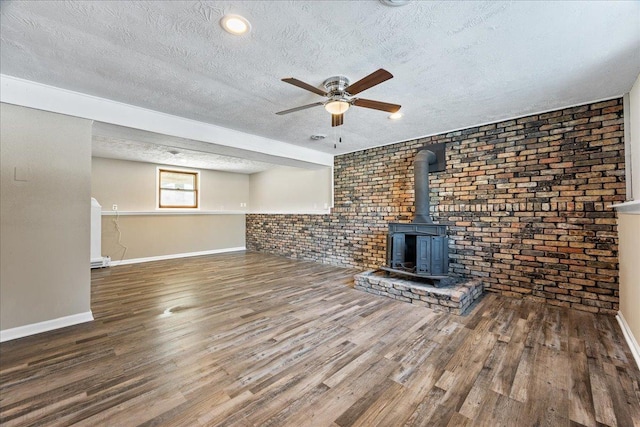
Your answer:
[156,167,200,210]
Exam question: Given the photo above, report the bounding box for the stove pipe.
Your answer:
[412,149,437,224]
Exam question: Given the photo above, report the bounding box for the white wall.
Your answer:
[618,73,640,367]
[627,74,640,200]
[1,103,93,331]
[249,166,333,213]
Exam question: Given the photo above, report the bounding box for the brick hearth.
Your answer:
[354,271,484,315]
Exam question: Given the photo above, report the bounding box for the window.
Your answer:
[158,169,199,209]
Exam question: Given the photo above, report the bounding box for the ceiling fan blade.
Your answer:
[281,78,328,96]
[346,69,393,95]
[331,113,344,127]
[276,102,324,115]
[352,98,401,113]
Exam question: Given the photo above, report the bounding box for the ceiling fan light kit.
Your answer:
[277,69,401,127]
[325,100,350,115]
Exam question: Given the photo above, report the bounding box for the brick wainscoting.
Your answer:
[247,99,625,314]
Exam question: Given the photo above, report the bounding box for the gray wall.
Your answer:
[1,103,93,329]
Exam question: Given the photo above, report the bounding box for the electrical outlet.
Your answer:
[112,204,118,211]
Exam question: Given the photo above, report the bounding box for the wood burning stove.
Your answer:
[382,144,449,282]
[385,222,448,278]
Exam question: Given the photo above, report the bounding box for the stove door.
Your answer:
[416,236,431,274]
[390,233,405,268]
[416,235,448,275]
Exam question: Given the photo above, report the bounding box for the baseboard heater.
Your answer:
[91,256,111,269]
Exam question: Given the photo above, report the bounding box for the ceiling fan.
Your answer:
[276,69,401,127]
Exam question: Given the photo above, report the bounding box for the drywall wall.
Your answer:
[91,157,248,260]
[618,73,640,357]
[249,166,332,212]
[91,157,249,212]
[101,214,245,262]
[618,214,640,358]
[0,103,92,330]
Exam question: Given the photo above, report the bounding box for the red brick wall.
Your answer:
[247,99,625,314]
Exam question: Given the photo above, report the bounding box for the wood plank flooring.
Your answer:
[1,251,639,426]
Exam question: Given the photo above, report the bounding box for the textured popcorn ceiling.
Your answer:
[91,122,321,173]
[1,0,639,166]
[92,135,274,174]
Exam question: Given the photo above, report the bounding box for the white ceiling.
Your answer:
[92,126,276,174]
[1,0,639,170]
[91,121,327,174]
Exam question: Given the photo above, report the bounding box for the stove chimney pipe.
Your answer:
[413,149,437,224]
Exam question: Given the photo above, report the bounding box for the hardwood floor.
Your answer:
[1,251,639,426]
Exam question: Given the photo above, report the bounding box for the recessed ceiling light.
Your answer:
[220,14,251,35]
[389,112,403,120]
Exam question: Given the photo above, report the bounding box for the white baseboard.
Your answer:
[109,247,246,266]
[617,311,640,371]
[0,311,94,343]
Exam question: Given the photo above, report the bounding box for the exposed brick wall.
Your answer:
[247,99,625,314]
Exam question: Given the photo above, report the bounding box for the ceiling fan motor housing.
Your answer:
[323,76,351,98]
